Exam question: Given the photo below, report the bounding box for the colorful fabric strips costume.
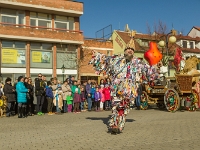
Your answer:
[89,31,160,133]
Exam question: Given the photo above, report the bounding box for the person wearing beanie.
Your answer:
[16,76,29,118]
[3,77,16,117]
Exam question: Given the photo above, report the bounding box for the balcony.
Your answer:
[0,0,83,17]
[0,22,84,44]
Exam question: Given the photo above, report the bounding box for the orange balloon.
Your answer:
[144,42,163,66]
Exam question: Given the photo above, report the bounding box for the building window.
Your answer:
[0,8,25,26]
[56,43,68,51]
[30,12,51,29]
[55,15,74,31]
[30,42,53,68]
[107,50,111,56]
[1,40,26,67]
[56,44,77,69]
[190,41,194,49]
[182,41,187,48]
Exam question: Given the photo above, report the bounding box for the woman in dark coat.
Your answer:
[27,78,34,116]
[3,77,16,117]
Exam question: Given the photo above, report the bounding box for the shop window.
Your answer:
[2,40,14,48]
[42,43,52,50]
[1,40,26,68]
[31,42,41,49]
[30,42,53,68]
[57,52,77,69]
[56,44,68,51]
[68,44,77,52]
[0,8,25,26]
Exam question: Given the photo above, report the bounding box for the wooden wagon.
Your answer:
[140,74,200,112]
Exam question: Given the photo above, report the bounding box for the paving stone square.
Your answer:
[1,108,200,150]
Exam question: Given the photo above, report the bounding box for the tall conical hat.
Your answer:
[124,30,136,51]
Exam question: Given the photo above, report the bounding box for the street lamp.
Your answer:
[61,64,66,83]
[158,29,177,76]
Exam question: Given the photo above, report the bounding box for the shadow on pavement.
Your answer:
[86,115,135,125]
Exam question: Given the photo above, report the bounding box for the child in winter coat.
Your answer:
[46,81,54,115]
[73,88,81,113]
[90,84,96,109]
[66,93,73,113]
[103,84,111,110]
[80,87,86,111]
[99,84,105,110]
[94,87,101,111]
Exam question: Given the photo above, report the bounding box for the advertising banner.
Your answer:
[2,49,25,64]
[32,51,50,63]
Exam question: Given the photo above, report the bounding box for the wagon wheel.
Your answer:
[164,89,180,112]
[187,89,199,111]
[140,91,149,110]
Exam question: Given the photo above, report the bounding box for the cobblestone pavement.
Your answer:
[1,108,200,150]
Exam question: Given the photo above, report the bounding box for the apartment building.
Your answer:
[0,0,83,81]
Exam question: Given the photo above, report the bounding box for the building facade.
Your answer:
[79,39,113,84]
[112,28,200,77]
[0,0,83,81]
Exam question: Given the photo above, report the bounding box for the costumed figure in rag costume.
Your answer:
[89,31,159,134]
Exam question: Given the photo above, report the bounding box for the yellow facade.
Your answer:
[112,31,126,55]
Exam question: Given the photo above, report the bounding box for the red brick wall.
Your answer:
[6,0,83,12]
[0,25,83,42]
[78,39,113,77]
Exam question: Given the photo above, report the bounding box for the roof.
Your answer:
[115,30,200,54]
[194,26,200,31]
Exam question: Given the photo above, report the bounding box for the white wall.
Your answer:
[188,28,200,38]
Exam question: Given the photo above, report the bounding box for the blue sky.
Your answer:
[80,0,200,38]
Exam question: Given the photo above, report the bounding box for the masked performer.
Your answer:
[89,31,158,133]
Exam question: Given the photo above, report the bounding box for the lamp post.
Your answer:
[158,29,177,76]
[61,64,66,83]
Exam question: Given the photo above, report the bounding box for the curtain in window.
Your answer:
[2,16,16,24]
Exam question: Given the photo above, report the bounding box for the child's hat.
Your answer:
[75,88,78,92]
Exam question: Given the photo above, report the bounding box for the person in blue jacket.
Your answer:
[16,76,29,118]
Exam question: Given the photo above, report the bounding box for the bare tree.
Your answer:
[146,20,177,66]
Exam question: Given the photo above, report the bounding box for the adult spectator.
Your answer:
[27,77,34,115]
[16,76,28,118]
[62,80,71,113]
[52,77,62,114]
[42,75,47,113]
[35,73,45,116]
[86,80,92,111]
[3,77,16,117]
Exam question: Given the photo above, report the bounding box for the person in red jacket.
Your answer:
[103,84,111,110]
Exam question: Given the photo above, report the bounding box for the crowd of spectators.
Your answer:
[0,73,114,118]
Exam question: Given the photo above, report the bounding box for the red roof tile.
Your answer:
[115,30,200,54]
[194,26,200,31]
